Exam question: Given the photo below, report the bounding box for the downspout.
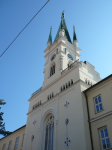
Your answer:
[84,92,94,150]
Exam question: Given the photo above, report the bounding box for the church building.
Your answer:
[0,12,112,150]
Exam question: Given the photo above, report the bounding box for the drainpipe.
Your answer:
[84,92,94,150]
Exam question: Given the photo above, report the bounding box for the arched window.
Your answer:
[45,115,54,150]
[52,92,54,98]
[50,63,55,77]
[50,94,51,99]
[68,81,70,87]
[40,100,41,105]
[66,83,68,88]
[63,85,65,90]
[71,80,73,85]
[48,96,49,100]
[51,55,56,61]
[61,87,62,92]
[67,54,73,61]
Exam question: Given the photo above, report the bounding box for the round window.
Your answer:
[51,55,56,61]
[67,54,73,60]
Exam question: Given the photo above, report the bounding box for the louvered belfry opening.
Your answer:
[45,115,54,150]
[50,64,55,77]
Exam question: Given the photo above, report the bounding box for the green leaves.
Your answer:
[0,99,11,137]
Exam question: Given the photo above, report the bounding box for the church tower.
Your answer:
[23,12,101,150]
[43,11,81,88]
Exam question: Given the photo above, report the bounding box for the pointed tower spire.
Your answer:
[53,11,72,43]
[48,26,52,43]
[73,26,78,47]
[73,25,77,41]
[47,26,52,47]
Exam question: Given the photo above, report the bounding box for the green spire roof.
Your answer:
[47,26,52,43]
[53,11,72,44]
[73,25,77,41]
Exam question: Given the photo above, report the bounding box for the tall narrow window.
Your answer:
[2,144,6,150]
[45,115,54,150]
[8,141,12,150]
[15,137,19,149]
[56,49,58,54]
[63,48,66,54]
[21,134,25,147]
[50,63,55,77]
[94,95,103,113]
[100,128,111,149]
[71,80,73,85]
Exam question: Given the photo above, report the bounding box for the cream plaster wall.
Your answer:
[87,81,112,120]
[0,126,25,150]
[91,115,112,150]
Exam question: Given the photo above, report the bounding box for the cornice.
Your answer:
[28,79,81,115]
[90,111,112,123]
[0,126,26,142]
[86,79,112,95]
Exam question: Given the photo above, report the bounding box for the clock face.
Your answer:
[51,54,56,61]
[67,54,73,60]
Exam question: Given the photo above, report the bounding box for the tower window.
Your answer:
[63,48,66,54]
[68,54,73,61]
[50,63,55,77]
[51,55,56,61]
[56,49,58,54]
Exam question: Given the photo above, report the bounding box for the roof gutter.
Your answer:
[84,92,94,150]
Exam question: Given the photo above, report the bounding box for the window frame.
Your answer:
[93,95,103,113]
[21,134,25,147]
[14,137,19,149]
[2,144,6,150]
[8,141,12,150]
[67,54,73,61]
[99,126,111,150]
[42,114,55,150]
[50,63,55,77]
[51,54,56,61]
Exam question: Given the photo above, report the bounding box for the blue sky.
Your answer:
[0,0,112,137]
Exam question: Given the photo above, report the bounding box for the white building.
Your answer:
[22,12,101,150]
[0,12,102,150]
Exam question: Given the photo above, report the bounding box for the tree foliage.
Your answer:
[0,99,12,136]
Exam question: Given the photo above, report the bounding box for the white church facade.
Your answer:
[1,12,112,150]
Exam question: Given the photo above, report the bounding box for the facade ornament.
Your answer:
[65,118,69,125]
[33,119,37,126]
[64,101,70,108]
[64,137,71,148]
[31,135,34,141]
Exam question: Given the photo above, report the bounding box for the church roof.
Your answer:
[73,25,77,41]
[47,26,52,43]
[53,11,72,44]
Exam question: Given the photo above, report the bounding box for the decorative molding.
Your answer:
[64,101,70,108]
[90,111,112,123]
[33,119,37,126]
[31,135,34,141]
[87,80,112,95]
[65,118,69,125]
[64,137,71,148]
